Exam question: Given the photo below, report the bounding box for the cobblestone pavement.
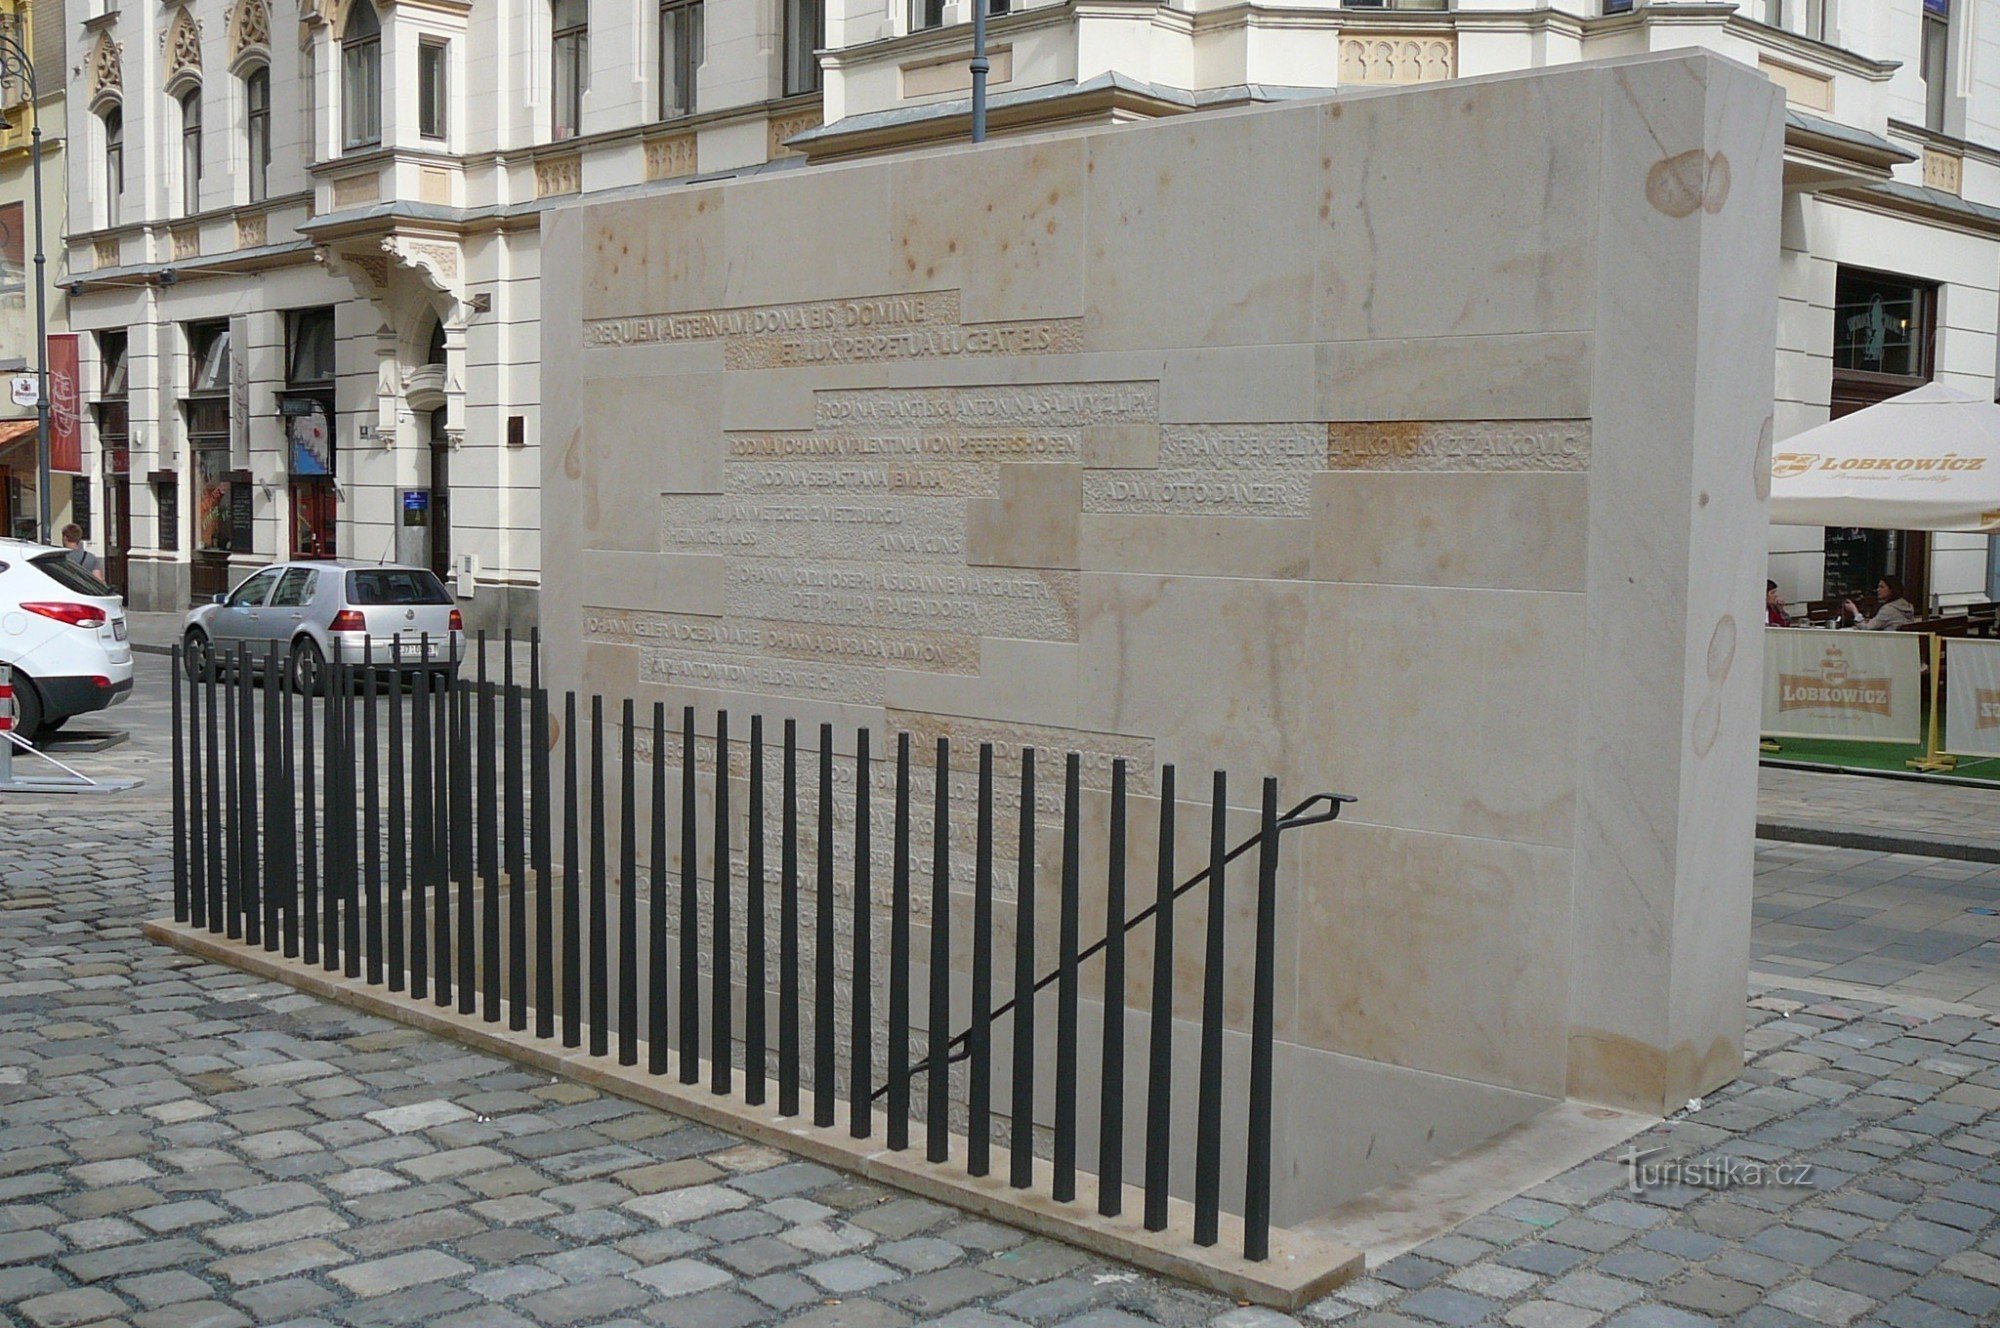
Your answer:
[6,660,2000,1326]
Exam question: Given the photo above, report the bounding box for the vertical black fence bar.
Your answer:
[279,653,298,960]
[1054,752,1081,1203]
[618,698,639,1066]
[171,648,189,924]
[648,702,669,1076]
[454,664,475,1013]
[263,645,283,951]
[363,648,383,986]
[506,635,527,1031]
[240,649,262,950]
[588,695,609,1057]
[679,707,700,1085]
[712,711,733,1096]
[204,658,224,935]
[410,656,431,1001]
[222,650,241,941]
[186,653,208,931]
[1144,764,1177,1233]
[434,663,453,1007]
[969,742,994,1179]
[745,716,767,1108]
[1098,759,1128,1218]
[887,733,911,1152]
[342,661,362,981]
[299,670,318,965]
[1010,749,1037,1190]
[532,643,554,1040]
[779,719,800,1119]
[324,654,342,974]
[1193,770,1228,1247]
[1243,777,1281,1263]
[925,737,951,1165]
[849,729,871,1140]
[480,643,501,1021]
[387,645,406,991]
[814,727,836,1129]
[561,692,581,1048]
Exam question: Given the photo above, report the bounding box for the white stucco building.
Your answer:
[61,0,2000,618]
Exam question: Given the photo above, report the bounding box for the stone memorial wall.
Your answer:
[540,50,1785,1226]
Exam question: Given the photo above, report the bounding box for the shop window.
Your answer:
[183,321,234,553]
[1832,269,1934,382]
[285,307,337,558]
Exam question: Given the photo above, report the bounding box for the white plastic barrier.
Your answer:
[1761,627,1924,745]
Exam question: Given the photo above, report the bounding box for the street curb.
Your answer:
[1757,818,2000,865]
[144,917,1365,1308]
[131,643,173,658]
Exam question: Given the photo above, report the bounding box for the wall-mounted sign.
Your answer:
[48,335,81,473]
[9,374,36,407]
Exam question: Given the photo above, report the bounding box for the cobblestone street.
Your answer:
[5,668,2000,1327]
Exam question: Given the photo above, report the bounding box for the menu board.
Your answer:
[229,481,253,553]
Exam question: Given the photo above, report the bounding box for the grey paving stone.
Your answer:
[329,1248,474,1296]
[644,1287,771,1328]
[1397,1287,1498,1326]
[625,1257,733,1297]
[878,1266,1015,1315]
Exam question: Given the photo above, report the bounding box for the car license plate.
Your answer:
[113,620,127,641]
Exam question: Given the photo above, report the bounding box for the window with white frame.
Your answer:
[419,39,448,140]
[102,106,123,227]
[1922,0,1951,133]
[783,0,820,96]
[180,87,203,216]
[660,0,700,118]
[342,0,382,149]
[553,0,588,139]
[246,66,271,202]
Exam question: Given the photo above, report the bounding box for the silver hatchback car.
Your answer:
[183,560,465,694]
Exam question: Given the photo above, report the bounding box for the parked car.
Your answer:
[183,560,465,694]
[0,538,135,743]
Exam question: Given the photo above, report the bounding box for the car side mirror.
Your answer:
[212,593,226,605]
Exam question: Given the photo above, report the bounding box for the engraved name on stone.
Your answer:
[579,289,1085,368]
[813,382,1156,430]
[585,608,980,674]
[729,564,1077,640]
[1327,420,1591,472]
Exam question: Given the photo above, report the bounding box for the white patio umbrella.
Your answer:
[1769,382,2000,532]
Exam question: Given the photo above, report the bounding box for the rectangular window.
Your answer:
[247,68,271,202]
[181,89,203,216]
[1923,0,1950,133]
[98,330,128,397]
[343,35,382,148]
[661,0,702,117]
[913,0,943,27]
[0,201,22,296]
[288,308,336,384]
[419,40,449,139]
[783,0,821,96]
[1832,269,1934,381]
[554,0,589,139]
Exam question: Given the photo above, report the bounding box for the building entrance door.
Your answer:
[429,412,451,582]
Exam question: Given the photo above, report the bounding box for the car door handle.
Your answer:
[289,613,303,620]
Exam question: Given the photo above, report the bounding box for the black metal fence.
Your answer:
[167,635,1347,1262]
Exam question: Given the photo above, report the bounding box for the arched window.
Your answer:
[246,67,271,202]
[102,107,124,227]
[342,0,382,149]
[552,0,587,140]
[180,88,204,216]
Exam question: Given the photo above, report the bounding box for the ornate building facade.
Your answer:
[63,0,2000,616]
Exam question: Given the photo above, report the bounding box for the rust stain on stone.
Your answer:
[1645,149,1731,218]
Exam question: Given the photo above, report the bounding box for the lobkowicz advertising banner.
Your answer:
[46,333,80,474]
[1762,628,1924,744]
[1944,637,2000,758]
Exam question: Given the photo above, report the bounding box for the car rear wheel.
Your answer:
[7,675,43,746]
[290,637,326,697]
[183,629,215,681]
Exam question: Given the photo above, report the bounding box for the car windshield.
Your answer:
[346,568,453,606]
[31,552,114,598]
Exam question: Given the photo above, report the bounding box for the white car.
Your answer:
[0,538,135,743]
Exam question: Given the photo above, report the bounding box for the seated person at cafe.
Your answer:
[1766,580,1790,627]
[1842,576,1917,631]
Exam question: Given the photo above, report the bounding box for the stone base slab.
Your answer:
[145,917,1363,1309]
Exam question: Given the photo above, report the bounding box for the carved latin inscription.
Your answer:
[1328,420,1590,472]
